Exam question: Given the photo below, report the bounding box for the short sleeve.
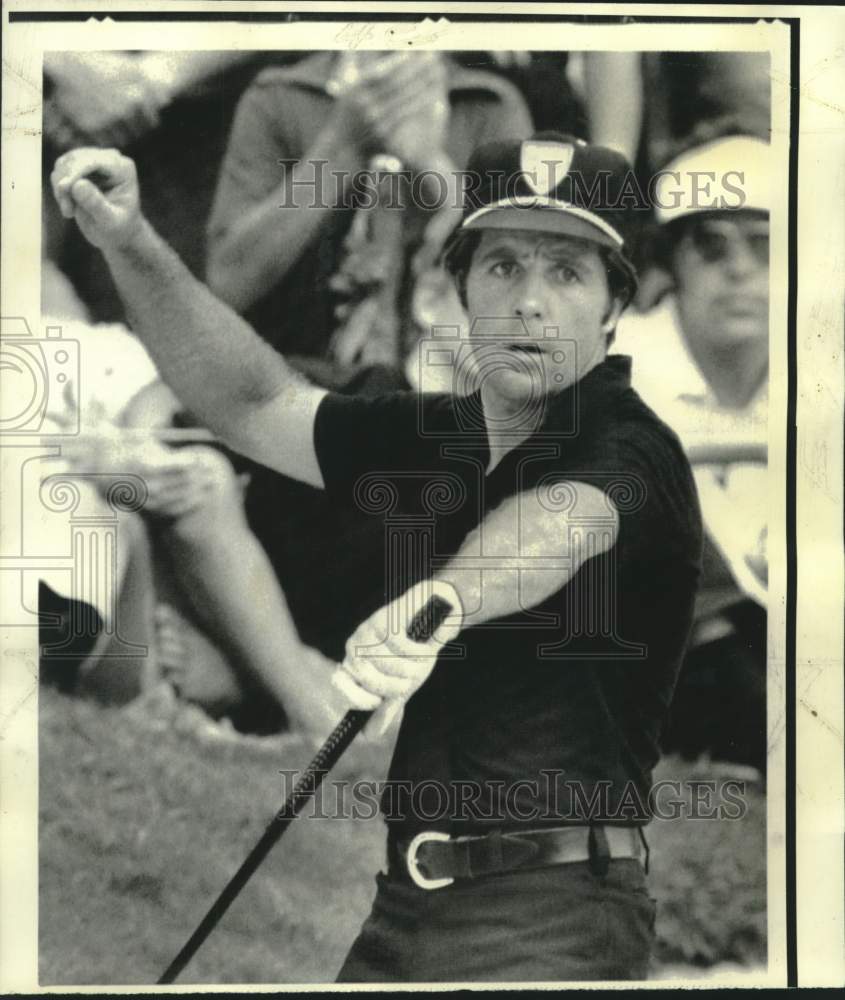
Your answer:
[313,390,436,498]
[579,417,703,569]
[524,409,702,571]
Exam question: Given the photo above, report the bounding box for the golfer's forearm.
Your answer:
[435,486,618,626]
[207,126,363,311]
[103,218,300,447]
[436,528,568,627]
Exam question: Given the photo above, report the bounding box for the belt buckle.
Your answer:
[405,831,454,890]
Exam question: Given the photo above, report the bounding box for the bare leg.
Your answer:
[154,603,245,717]
[76,508,158,704]
[157,452,347,738]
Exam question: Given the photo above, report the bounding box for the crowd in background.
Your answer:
[38,47,771,772]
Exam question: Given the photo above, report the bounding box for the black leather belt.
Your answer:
[390,825,646,890]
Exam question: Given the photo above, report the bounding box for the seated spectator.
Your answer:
[38,266,346,741]
[37,263,161,696]
[616,128,770,771]
[206,50,532,378]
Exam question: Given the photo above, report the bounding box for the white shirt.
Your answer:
[34,316,159,618]
[42,314,159,428]
[616,296,768,608]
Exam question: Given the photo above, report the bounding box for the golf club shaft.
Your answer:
[158,593,452,984]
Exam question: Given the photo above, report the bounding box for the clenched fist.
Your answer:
[332,579,463,738]
[51,147,143,251]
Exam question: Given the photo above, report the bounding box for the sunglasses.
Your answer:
[686,222,770,267]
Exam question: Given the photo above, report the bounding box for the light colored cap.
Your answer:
[653,135,771,225]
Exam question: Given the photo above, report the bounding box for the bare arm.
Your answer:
[335,480,620,724]
[51,147,327,487]
[583,51,644,163]
[206,114,364,312]
[138,51,256,102]
[437,479,619,626]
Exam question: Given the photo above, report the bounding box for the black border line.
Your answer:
[785,14,800,990]
[12,4,801,987]
[9,10,785,24]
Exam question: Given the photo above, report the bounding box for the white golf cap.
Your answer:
[653,135,772,225]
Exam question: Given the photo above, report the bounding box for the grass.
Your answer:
[38,684,766,985]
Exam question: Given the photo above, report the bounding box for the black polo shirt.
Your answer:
[313,356,702,835]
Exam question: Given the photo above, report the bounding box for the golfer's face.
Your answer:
[464,230,617,405]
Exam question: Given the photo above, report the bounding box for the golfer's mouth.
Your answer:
[506,342,546,355]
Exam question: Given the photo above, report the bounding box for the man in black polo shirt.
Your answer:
[52,133,702,983]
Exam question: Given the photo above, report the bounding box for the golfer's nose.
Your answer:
[514,269,546,321]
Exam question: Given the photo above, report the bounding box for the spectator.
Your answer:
[206,50,532,378]
[204,52,532,666]
[43,50,303,322]
[616,129,770,771]
[453,51,644,164]
[37,264,160,697]
[643,52,770,173]
[39,267,345,740]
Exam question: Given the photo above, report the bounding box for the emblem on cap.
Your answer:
[520,140,575,196]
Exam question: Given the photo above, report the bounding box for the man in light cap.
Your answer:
[618,128,769,770]
[51,132,702,982]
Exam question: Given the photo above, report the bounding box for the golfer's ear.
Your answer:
[601,295,626,336]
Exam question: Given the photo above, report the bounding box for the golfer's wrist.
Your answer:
[101,213,153,261]
[427,578,464,637]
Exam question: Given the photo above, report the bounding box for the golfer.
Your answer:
[52,132,702,982]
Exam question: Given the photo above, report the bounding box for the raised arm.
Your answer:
[583,51,644,164]
[51,147,327,487]
[333,480,619,732]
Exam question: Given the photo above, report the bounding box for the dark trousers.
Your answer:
[336,858,656,983]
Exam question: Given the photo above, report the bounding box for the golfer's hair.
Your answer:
[442,228,633,344]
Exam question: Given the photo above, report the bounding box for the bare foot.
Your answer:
[154,603,243,718]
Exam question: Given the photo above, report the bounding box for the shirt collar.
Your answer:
[542,354,632,433]
[460,355,633,449]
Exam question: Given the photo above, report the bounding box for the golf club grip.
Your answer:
[158,593,452,984]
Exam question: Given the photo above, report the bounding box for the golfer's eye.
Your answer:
[490,260,519,279]
[552,264,580,284]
